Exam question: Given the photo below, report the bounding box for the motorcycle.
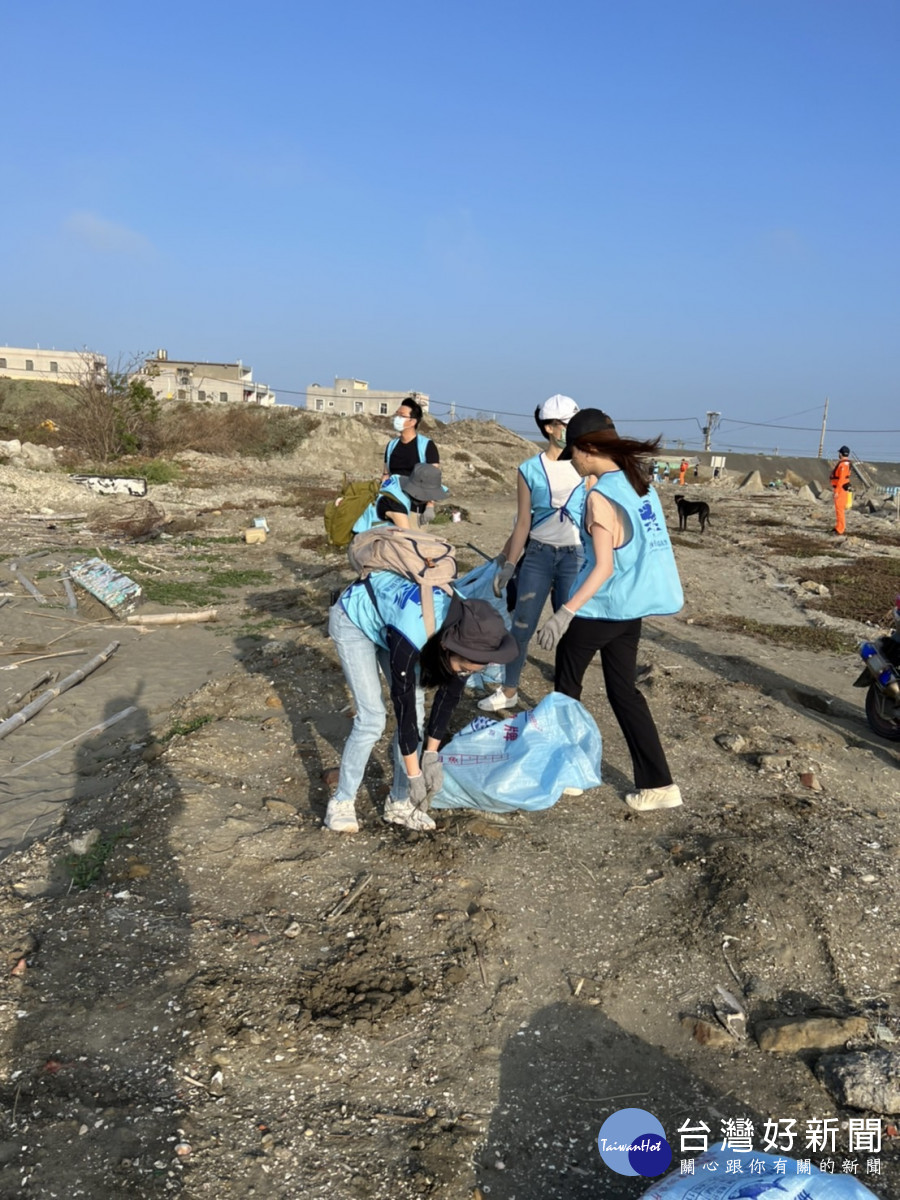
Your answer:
[853,596,900,741]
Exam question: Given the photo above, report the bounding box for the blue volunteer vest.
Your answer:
[385,433,432,468]
[518,454,585,532]
[340,570,454,651]
[351,475,411,535]
[573,471,683,620]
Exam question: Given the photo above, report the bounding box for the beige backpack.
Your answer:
[347,528,458,637]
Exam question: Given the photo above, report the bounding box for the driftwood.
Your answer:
[0,642,120,739]
[12,570,46,606]
[62,578,78,610]
[0,598,9,610]
[3,705,137,778]
[326,873,373,922]
[124,609,218,626]
[0,650,85,671]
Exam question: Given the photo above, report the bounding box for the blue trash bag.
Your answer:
[639,1143,880,1199]
[431,693,602,813]
[455,559,511,692]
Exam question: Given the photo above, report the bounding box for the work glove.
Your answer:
[418,506,436,525]
[421,750,443,797]
[407,772,428,810]
[536,605,575,652]
[492,554,516,598]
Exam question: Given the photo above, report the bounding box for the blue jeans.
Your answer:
[328,603,424,804]
[505,539,583,690]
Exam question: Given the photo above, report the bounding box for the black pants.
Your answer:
[555,615,672,791]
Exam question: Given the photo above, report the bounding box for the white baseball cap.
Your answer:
[539,394,579,423]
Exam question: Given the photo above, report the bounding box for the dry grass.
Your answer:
[694,613,856,654]
[799,556,900,625]
[765,532,835,557]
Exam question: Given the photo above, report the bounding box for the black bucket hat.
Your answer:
[400,462,448,502]
[441,599,518,664]
[559,408,618,460]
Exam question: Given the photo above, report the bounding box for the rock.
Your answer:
[715,732,746,754]
[264,798,297,818]
[757,754,790,772]
[799,772,823,791]
[737,470,766,494]
[141,741,167,762]
[796,484,817,502]
[69,828,101,855]
[757,1016,868,1053]
[17,442,57,470]
[682,1016,735,1048]
[0,439,22,457]
[817,1049,900,1113]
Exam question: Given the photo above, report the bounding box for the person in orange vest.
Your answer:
[830,445,852,535]
[678,458,688,486]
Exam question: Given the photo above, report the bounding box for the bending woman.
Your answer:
[327,583,517,833]
[536,408,684,811]
[479,394,589,713]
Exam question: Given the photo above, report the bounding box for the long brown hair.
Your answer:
[572,431,661,497]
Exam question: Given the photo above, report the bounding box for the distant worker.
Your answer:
[383,396,440,524]
[662,463,670,484]
[678,459,688,486]
[830,445,852,535]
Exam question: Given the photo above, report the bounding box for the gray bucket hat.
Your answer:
[441,599,518,664]
[400,462,448,503]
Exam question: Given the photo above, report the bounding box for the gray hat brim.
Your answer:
[400,476,448,502]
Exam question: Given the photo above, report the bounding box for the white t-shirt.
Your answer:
[531,454,583,548]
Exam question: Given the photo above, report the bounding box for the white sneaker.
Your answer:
[625,784,683,811]
[563,787,584,796]
[324,798,359,833]
[383,798,436,831]
[478,687,519,712]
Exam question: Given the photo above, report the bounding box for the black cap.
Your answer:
[559,408,618,460]
[839,445,850,457]
[440,599,518,664]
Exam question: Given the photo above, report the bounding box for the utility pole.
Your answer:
[448,402,456,422]
[817,396,828,458]
[702,411,721,452]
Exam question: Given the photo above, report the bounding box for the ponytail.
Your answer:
[573,432,662,496]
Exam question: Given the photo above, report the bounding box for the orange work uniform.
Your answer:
[830,457,851,534]
[678,461,688,486]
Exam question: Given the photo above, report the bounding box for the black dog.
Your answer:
[674,494,711,532]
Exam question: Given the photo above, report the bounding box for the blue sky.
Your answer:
[3,0,898,458]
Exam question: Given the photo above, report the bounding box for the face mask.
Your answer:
[551,433,567,449]
[392,416,408,433]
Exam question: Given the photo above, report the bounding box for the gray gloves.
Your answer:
[418,505,436,525]
[492,554,516,598]
[407,773,428,809]
[536,605,575,651]
[421,750,443,796]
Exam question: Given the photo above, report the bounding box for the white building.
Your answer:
[306,377,428,417]
[138,350,276,406]
[0,346,106,384]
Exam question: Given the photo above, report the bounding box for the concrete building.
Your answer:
[305,377,429,417]
[0,346,107,384]
[138,350,276,406]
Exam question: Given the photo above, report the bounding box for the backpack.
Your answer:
[324,479,381,548]
[347,527,457,638]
